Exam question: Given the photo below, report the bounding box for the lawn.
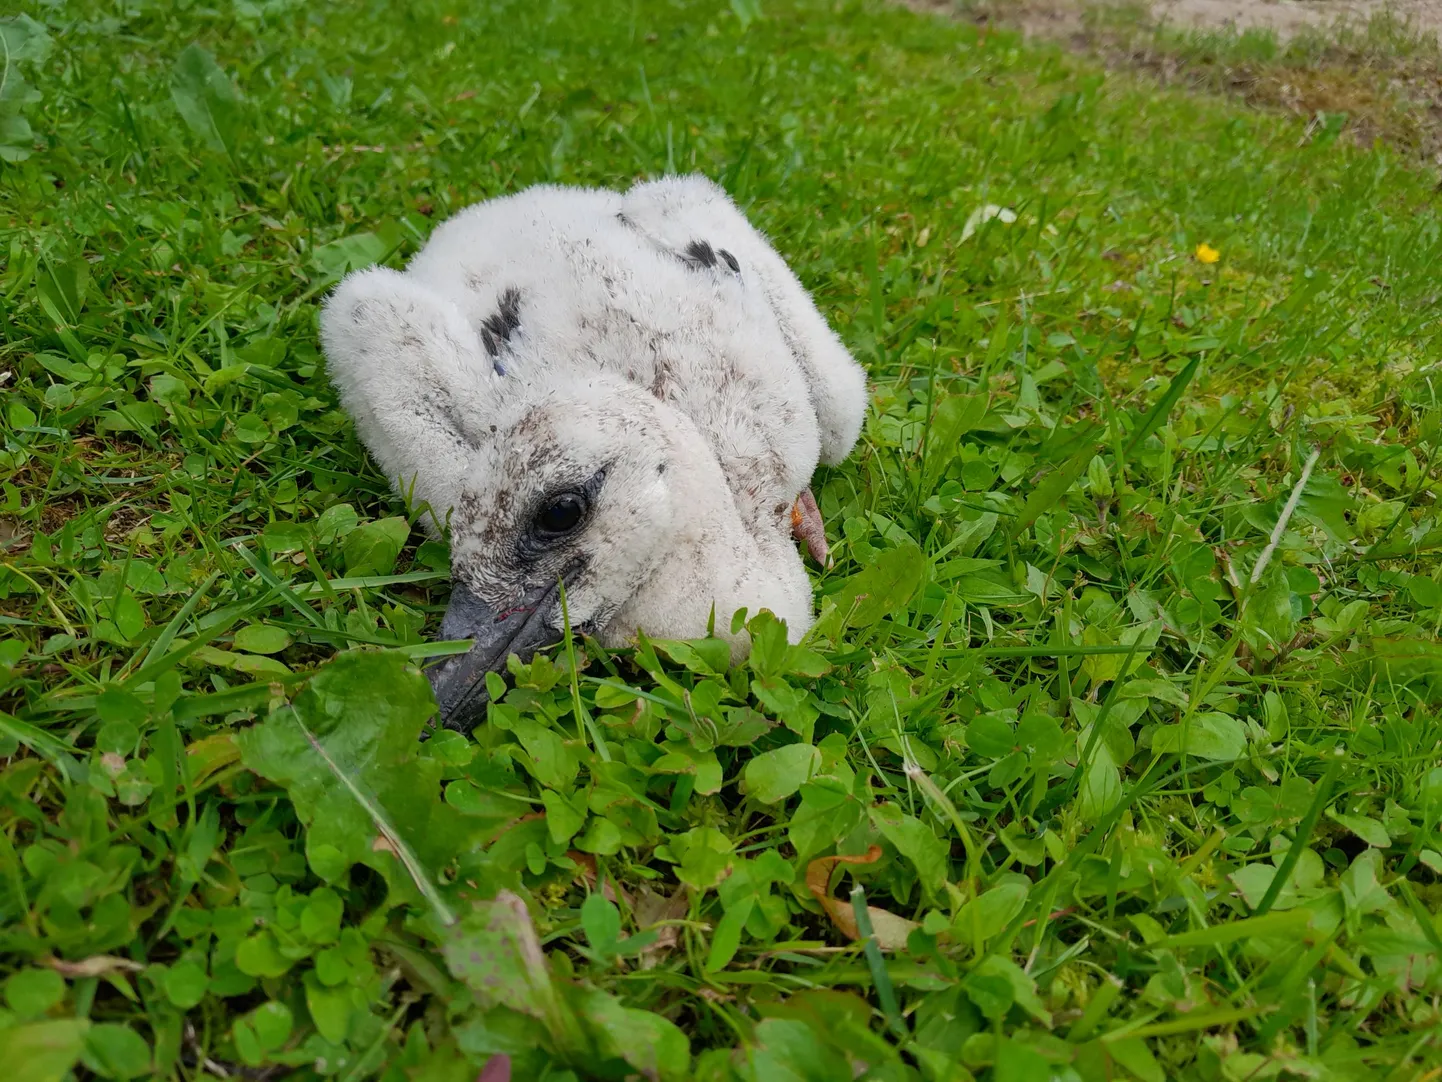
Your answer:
[3,0,1442,1079]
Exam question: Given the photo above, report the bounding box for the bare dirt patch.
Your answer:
[910,0,1442,161]
[1153,1,1442,40]
[925,0,1442,40]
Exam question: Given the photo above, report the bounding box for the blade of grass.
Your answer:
[231,541,328,629]
[1122,354,1201,462]
[1255,753,1343,916]
[850,883,906,1039]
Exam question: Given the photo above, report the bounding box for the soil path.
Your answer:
[935,0,1442,39]
[1157,0,1442,38]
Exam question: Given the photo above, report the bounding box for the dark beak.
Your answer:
[426,578,565,733]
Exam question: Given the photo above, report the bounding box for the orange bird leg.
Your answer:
[791,487,830,566]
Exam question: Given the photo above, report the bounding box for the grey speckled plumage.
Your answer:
[320,174,868,730]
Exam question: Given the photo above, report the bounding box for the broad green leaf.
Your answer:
[36,259,90,325]
[4,968,64,1017]
[0,16,48,161]
[1077,743,1122,820]
[311,231,390,277]
[8,401,36,429]
[444,891,575,1047]
[730,0,763,31]
[819,541,925,633]
[1079,626,1124,689]
[251,1001,292,1048]
[98,591,146,644]
[1016,711,1067,762]
[1,1019,88,1082]
[342,516,410,576]
[300,888,344,944]
[653,635,731,675]
[261,520,308,554]
[673,827,735,891]
[303,971,354,1044]
[747,1018,853,1082]
[161,961,208,1009]
[1119,677,1189,707]
[505,715,579,791]
[750,675,819,740]
[232,412,270,444]
[1296,473,1354,541]
[706,896,754,972]
[233,1001,291,1065]
[754,990,897,1070]
[233,624,291,655]
[234,931,294,978]
[577,815,623,855]
[871,804,949,895]
[313,502,360,545]
[787,778,862,861]
[965,712,1015,758]
[0,15,50,67]
[961,968,1013,1022]
[235,651,483,900]
[569,986,691,1081]
[998,821,1045,866]
[581,892,621,957]
[744,742,820,804]
[1230,849,1324,911]
[80,1024,151,1081]
[170,44,240,154]
[652,745,724,795]
[1151,712,1246,762]
[994,1037,1052,1082]
[1340,850,1394,918]
[1106,1038,1165,1082]
[953,881,1028,946]
[965,956,1050,1026]
[1250,567,1296,647]
[1328,811,1390,849]
[541,789,585,845]
[950,572,1031,606]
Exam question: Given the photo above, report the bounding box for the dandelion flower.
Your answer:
[1195,242,1220,264]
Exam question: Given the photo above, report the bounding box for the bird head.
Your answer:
[320,266,812,732]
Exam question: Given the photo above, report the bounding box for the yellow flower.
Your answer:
[1195,242,1220,264]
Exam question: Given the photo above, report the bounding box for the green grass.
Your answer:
[3,0,1442,1079]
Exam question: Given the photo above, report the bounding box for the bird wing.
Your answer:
[319,266,500,530]
[616,175,869,467]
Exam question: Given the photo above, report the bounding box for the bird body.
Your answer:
[320,174,867,729]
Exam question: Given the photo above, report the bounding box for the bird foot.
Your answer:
[791,488,831,567]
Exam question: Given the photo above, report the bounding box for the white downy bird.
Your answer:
[320,174,868,731]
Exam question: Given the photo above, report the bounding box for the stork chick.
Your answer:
[320,174,868,731]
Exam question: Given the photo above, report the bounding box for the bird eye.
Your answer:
[534,492,587,538]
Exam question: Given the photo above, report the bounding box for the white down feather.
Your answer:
[320,173,868,662]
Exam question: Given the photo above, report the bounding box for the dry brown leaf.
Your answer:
[46,955,144,978]
[805,846,918,950]
[632,885,689,969]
